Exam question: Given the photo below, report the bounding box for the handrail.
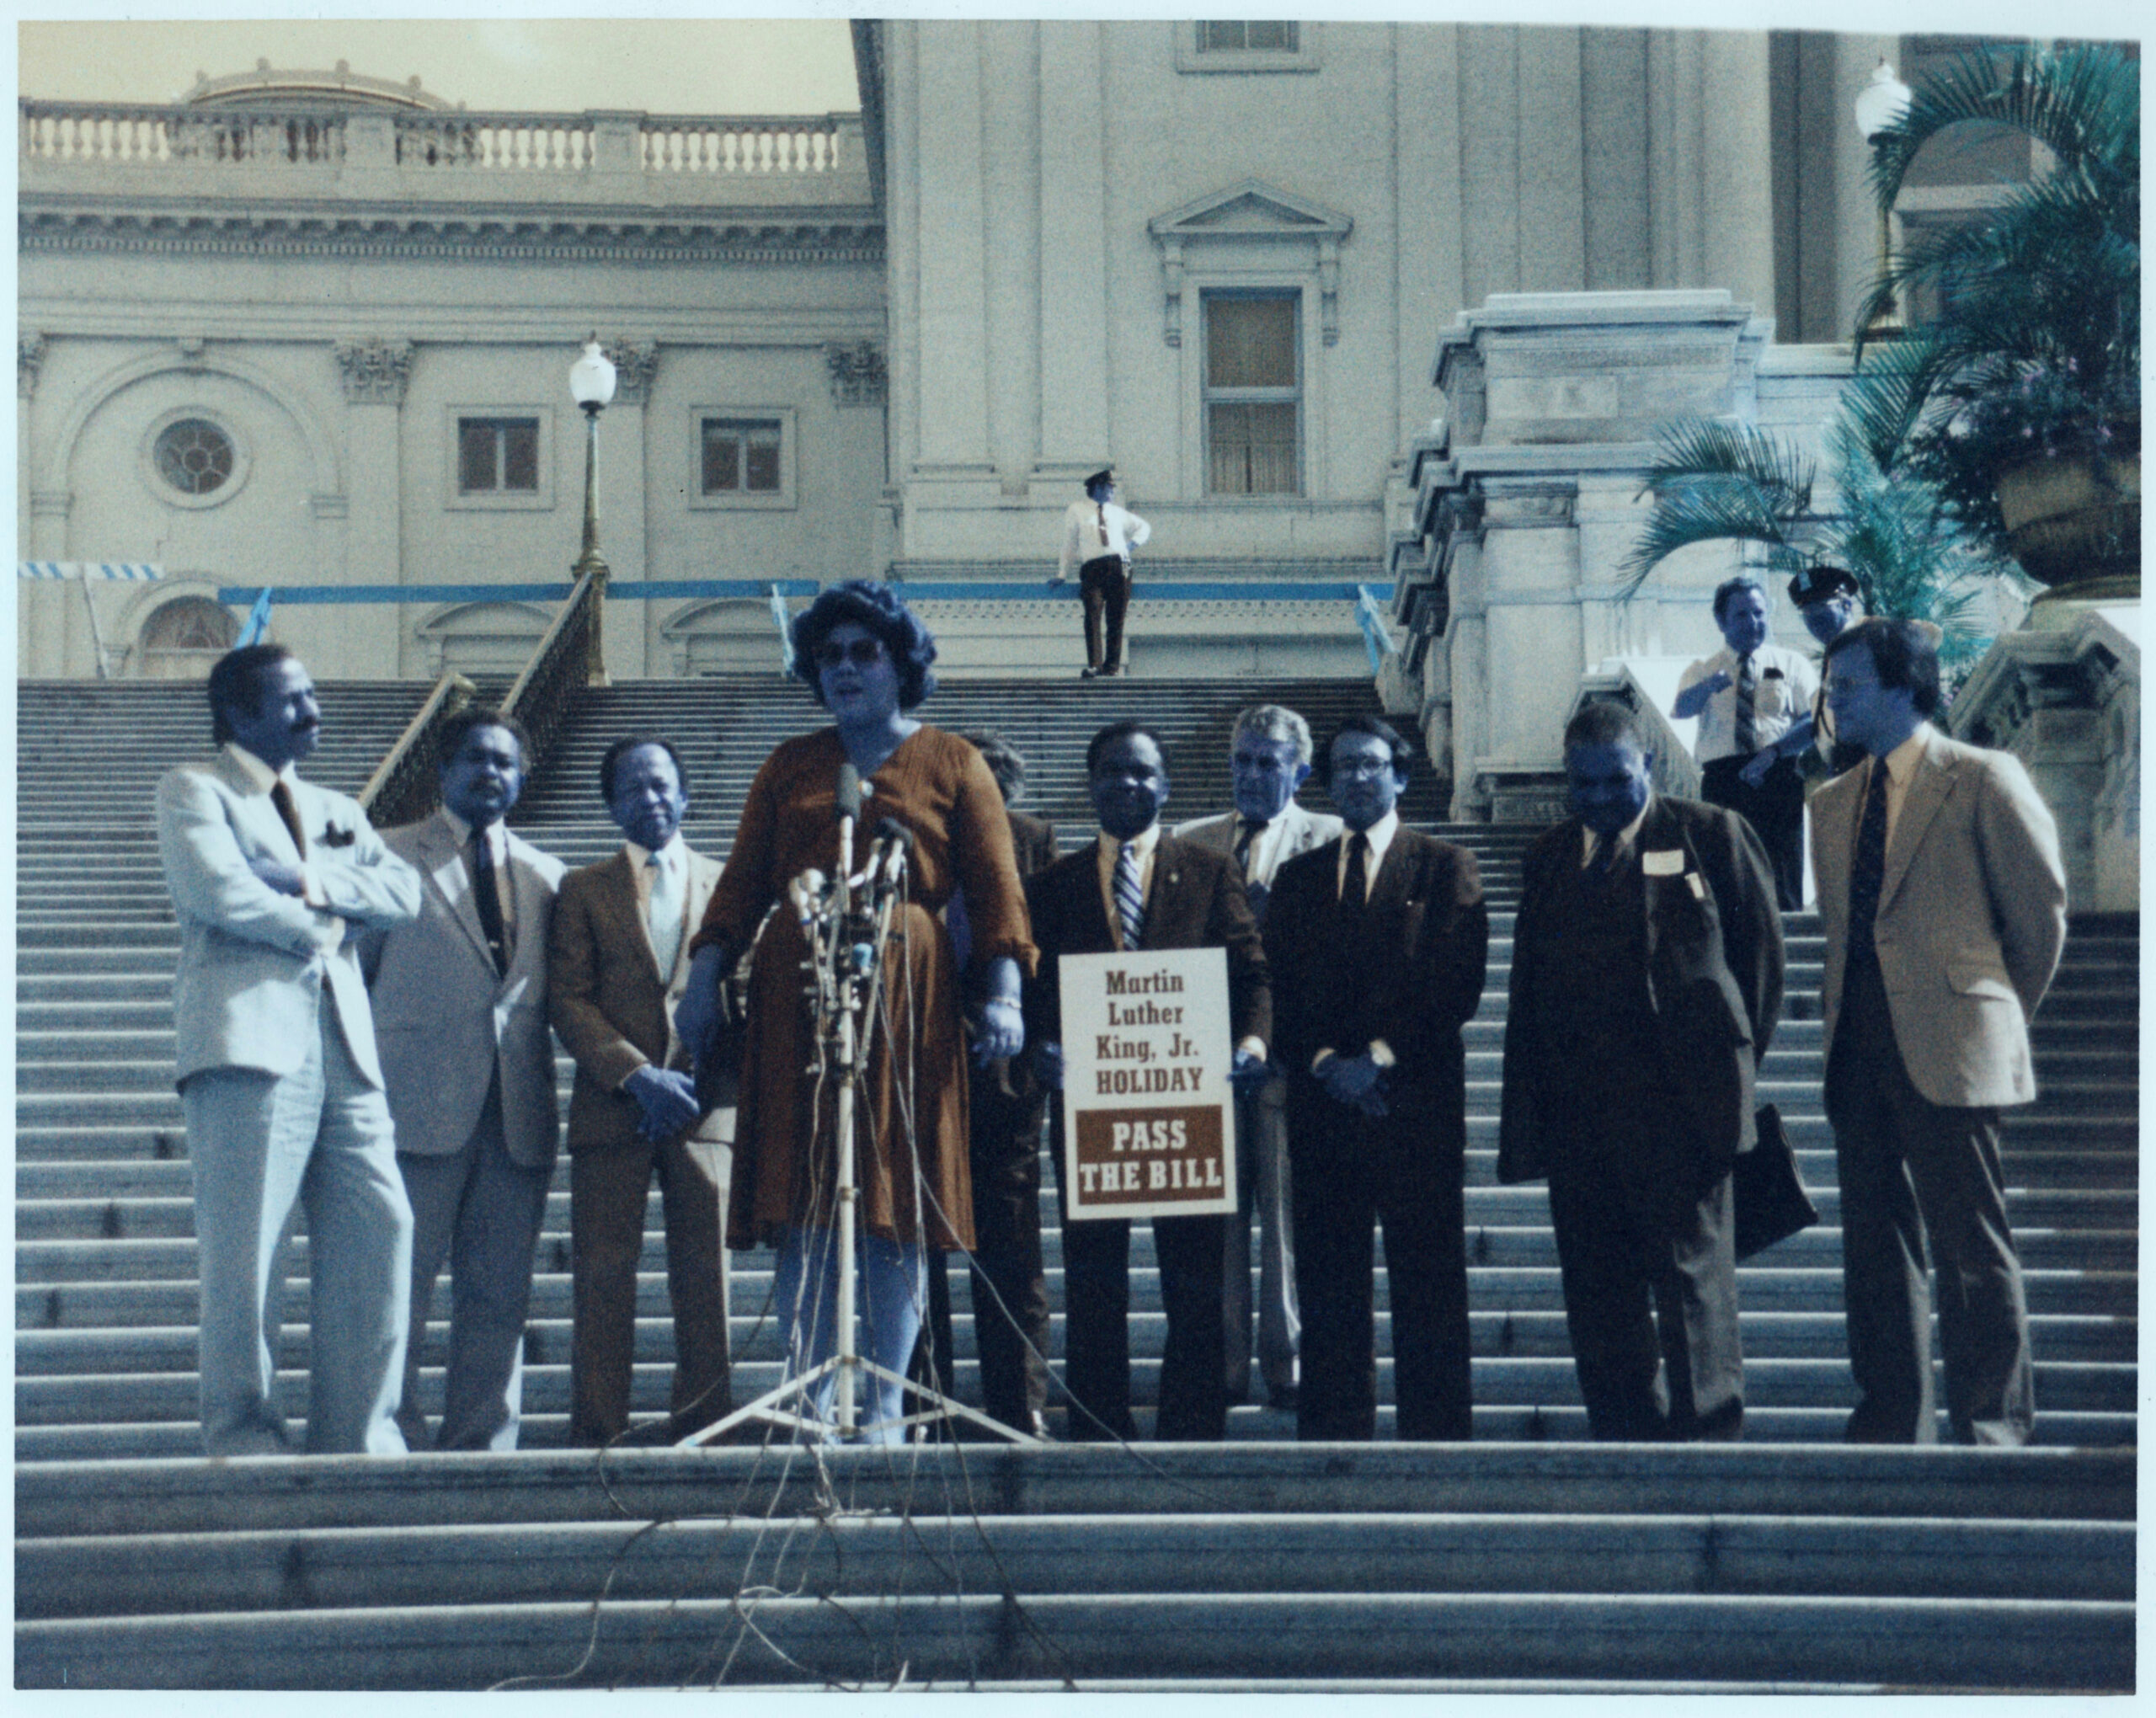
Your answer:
[498,566,603,784]
[357,670,475,827]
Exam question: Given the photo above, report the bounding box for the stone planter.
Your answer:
[1995,437,2140,600]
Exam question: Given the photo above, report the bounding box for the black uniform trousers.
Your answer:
[1826,951,2034,1445]
[1078,553,1133,675]
[1289,1100,1470,1441]
[915,1071,1054,1432]
[1049,1118,1227,1440]
[1701,753,1806,913]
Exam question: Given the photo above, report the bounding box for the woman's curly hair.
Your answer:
[789,579,939,711]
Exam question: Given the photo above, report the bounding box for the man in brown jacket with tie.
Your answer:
[550,737,729,1444]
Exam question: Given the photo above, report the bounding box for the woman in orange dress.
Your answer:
[678,582,1036,1439]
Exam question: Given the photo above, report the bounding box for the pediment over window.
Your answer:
[1145,181,1353,348]
[1147,180,1353,245]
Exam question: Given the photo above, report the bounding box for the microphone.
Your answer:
[787,869,827,924]
[835,764,863,823]
[875,817,915,888]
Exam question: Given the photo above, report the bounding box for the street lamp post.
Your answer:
[1854,59,1914,339]
[568,333,617,685]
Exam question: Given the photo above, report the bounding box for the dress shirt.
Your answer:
[1234,808,1302,889]
[1332,809,1399,904]
[1058,499,1153,582]
[440,806,515,942]
[625,835,687,982]
[223,741,325,909]
[1092,822,1263,1062]
[1578,797,1655,870]
[1677,643,1818,764]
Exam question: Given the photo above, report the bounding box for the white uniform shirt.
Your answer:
[1058,499,1152,581]
[1678,643,1817,764]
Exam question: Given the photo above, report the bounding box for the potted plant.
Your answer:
[1857,41,2139,599]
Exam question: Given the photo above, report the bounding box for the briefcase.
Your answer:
[1732,1102,1817,1260]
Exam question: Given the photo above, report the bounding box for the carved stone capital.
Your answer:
[603,341,659,407]
[19,333,46,401]
[825,339,886,406]
[334,339,414,404]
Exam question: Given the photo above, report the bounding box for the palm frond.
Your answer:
[1637,418,1815,517]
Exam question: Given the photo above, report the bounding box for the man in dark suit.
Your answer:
[1026,720,1271,1441]
[1499,699,1783,1441]
[1812,618,2066,1444]
[363,709,566,1451]
[913,732,1063,1437]
[1266,717,1488,1441]
[549,738,730,1445]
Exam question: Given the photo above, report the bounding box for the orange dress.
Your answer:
[694,725,1038,1251]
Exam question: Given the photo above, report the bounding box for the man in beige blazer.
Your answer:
[364,710,565,1451]
[1812,618,2067,1446]
[550,737,731,1444]
[1172,702,1340,1411]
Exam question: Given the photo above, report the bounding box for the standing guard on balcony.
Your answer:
[1052,468,1151,679]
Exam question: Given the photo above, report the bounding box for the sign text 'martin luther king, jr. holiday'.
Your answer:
[1058,947,1237,1222]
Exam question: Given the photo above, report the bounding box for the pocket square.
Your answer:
[320,822,357,849]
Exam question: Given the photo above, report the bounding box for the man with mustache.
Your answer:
[157,643,423,1454]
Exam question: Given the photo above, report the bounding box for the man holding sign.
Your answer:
[1027,721,1270,1442]
[1267,718,1489,1442]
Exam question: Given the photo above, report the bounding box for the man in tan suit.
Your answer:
[550,737,730,1444]
[364,710,565,1451]
[1812,619,2067,1445]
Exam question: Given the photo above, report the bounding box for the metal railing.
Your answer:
[357,670,475,829]
[497,566,605,781]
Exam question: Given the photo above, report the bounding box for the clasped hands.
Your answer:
[1318,1050,1390,1118]
[622,1064,701,1142]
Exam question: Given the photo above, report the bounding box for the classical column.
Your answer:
[912,21,993,477]
[1393,25,1465,450]
[334,338,412,671]
[1700,30,1775,316]
[1034,19,1110,480]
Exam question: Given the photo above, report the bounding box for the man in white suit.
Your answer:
[363,710,566,1451]
[1173,703,1341,1410]
[1812,618,2068,1445]
[551,737,732,1444]
[157,644,423,1455]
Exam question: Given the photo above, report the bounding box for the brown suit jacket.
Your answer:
[549,842,723,1153]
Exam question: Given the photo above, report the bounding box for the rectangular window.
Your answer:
[701,418,785,495]
[1204,293,1300,495]
[1198,21,1299,53]
[457,418,539,494]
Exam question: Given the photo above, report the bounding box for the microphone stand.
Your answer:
[683,769,1040,1448]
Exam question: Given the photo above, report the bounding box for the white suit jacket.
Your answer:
[157,749,422,1090]
[1810,726,2067,1108]
[360,809,568,1168]
[1172,798,1343,888]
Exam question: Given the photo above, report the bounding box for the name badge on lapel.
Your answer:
[1641,849,1684,877]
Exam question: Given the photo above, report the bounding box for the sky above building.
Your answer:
[17,18,861,115]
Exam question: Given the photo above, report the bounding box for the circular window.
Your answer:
[153,419,236,496]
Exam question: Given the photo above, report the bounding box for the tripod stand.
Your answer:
[682,766,1042,1449]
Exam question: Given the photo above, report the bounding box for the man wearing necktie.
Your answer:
[1266,718,1488,1441]
[1673,574,1817,911]
[1052,467,1152,679]
[1812,620,2065,1444]
[1173,704,1342,1411]
[1025,721,1270,1439]
[157,645,422,1455]
[363,710,565,1450]
[1499,700,1783,1441]
[550,737,732,1444]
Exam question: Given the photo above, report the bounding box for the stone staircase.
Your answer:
[13,675,2137,1690]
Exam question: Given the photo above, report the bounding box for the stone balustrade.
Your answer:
[20,99,865,198]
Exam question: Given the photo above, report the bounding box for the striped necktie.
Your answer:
[1113,841,1146,952]
[1734,654,1758,754]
